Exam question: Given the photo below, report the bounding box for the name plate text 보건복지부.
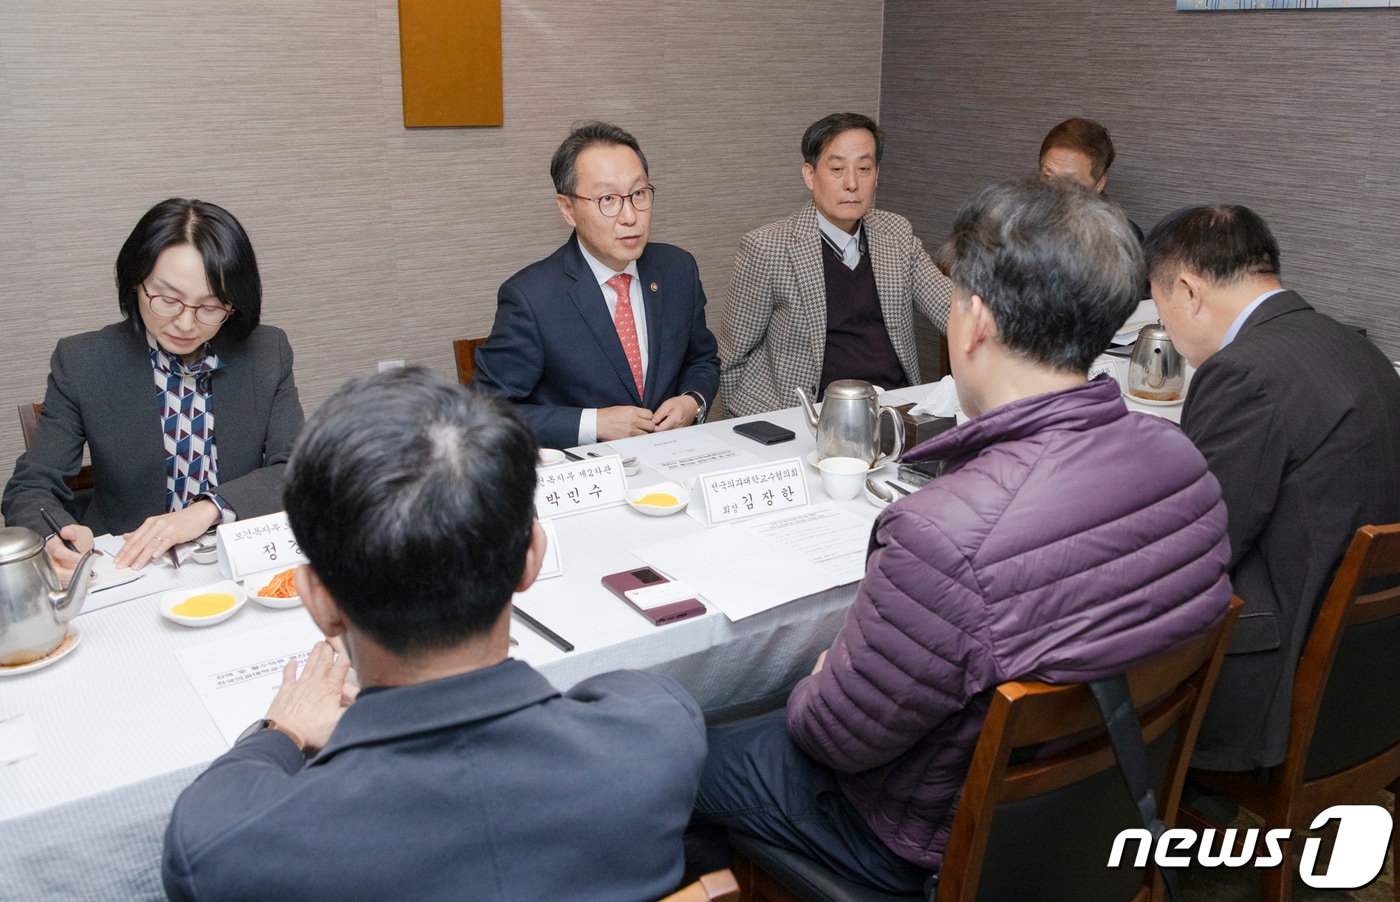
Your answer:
[534,455,627,519]
[216,511,309,581]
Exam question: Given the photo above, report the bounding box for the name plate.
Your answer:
[694,457,809,526]
[216,511,309,581]
[534,454,627,519]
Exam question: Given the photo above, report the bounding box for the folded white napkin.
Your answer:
[908,375,960,418]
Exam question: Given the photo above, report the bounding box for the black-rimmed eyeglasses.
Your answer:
[142,284,234,326]
[567,186,656,217]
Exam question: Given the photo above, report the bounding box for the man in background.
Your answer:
[719,112,952,418]
[474,121,719,449]
[1146,204,1400,771]
[164,367,706,901]
[1039,116,1143,242]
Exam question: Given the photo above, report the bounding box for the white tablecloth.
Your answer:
[0,379,1178,900]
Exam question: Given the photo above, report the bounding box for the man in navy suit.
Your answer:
[474,121,720,449]
[162,368,707,901]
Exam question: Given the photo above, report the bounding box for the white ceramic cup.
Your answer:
[537,448,566,467]
[818,456,869,502]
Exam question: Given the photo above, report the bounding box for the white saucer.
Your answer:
[805,450,889,474]
[1122,390,1184,408]
[0,629,81,677]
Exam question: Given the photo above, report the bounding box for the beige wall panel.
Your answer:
[0,0,883,515]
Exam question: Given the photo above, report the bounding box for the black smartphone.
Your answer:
[732,420,796,445]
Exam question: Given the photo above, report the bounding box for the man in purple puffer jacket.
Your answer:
[689,178,1233,894]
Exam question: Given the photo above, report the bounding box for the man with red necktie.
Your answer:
[475,121,720,449]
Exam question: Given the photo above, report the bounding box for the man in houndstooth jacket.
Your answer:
[719,113,952,418]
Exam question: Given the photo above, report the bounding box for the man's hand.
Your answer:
[597,406,657,440]
[266,639,355,753]
[44,524,94,588]
[653,394,700,431]
[114,500,221,570]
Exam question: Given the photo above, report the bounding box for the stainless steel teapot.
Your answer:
[796,380,905,467]
[0,526,94,666]
[1127,322,1185,402]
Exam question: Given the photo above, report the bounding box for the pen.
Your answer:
[562,449,583,461]
[40,507,79,554]
[167,547,181,570]
[512,606,574,653]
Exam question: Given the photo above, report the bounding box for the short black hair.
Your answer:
[1142,204,1281,288]
[1039,118,1116,181]
[114,198,262,342]
[802,112,884,167]
[550,121,649,196]
[942,178,1143,373]
[283,367,539,656]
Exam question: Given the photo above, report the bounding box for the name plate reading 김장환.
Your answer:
[694,458,809,526]
[216,511,309,581]
[534,454,627,519]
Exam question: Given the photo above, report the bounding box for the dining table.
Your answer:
[0,369,1178,902]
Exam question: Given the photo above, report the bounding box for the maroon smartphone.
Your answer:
[600,567,707,626]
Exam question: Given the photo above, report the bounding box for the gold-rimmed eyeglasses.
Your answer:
[142,284,234,326]
[567,186,656,217]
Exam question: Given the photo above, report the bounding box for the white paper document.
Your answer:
[633,504,873,621]
[609,431,765,478]
[175,617,324,746]
[80,542,183,613]
[0,711,40,766]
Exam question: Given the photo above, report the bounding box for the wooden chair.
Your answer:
[1180,523,1400,902]
[453,337,486,386]
[659,869,740,902]
[731,597,1243,902]
[18,402,94,492]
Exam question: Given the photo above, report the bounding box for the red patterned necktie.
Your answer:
[606,273,644,396]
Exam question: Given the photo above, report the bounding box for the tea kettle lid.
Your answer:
[1137,320,1173,343]
[0,526,45,565]
[822,379,879,401]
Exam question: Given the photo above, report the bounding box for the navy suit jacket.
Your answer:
[163,660,707,902]
[473,236,720,448]
[3,322,304,536]
[1184,291,1400,770]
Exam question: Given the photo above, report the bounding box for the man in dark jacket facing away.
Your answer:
[163,369,706,902]
[1146,205,1400,771]
[688,179,1233,893]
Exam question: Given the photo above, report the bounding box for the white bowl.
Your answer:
[160,580,247,627]
[243,568,303,609]
[625,482,692,517]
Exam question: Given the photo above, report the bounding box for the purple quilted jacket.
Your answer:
[785,376,1232,870]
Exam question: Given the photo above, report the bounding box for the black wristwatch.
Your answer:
[684,390,709,424]
[237,718,310,757]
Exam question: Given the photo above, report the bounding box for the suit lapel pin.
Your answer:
[650,282,659,292]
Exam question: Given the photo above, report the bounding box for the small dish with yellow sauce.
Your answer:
[160,580,248,628]
[624,481,692,517]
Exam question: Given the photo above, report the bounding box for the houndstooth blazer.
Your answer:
[718,202,952,418]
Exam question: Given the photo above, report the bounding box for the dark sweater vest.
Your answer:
[818,238,907,395]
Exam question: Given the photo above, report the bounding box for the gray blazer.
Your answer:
[3,321,304,537]
[1184,291,1400,770]
[718,202,952,418]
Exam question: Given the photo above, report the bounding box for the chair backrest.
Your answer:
[1287,523,1400,782]
[453,337,486,386]
[657,869,740,902]
[17,400,95,493]
[935,597,1242,902]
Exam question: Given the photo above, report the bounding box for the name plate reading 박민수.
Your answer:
[694,457,809,526]
[216,511,309,581]
[534,454,627,519]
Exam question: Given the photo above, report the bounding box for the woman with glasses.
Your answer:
[3,198,304,582]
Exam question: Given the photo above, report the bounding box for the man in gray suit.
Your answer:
[1147,205,1400,771]
[719,112,952,418]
